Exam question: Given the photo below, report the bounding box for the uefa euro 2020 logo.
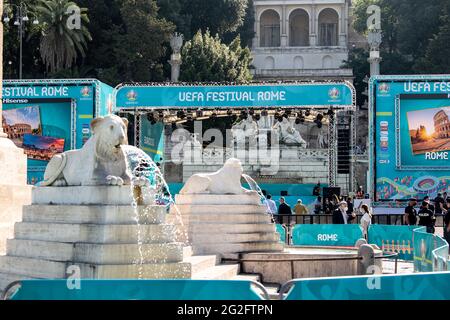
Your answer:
[378,83,390,94]
[127,90,138,101]
[328,87,340,100]
[80,86,91,97]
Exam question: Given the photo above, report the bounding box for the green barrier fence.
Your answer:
[291,224,363,247]
[368,225,416,261]
[281,271,450,300]
[276,224,287,244]
[4,280,268,300]
[413,227,449,272]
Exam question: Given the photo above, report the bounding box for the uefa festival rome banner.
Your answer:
[369,76,450,201]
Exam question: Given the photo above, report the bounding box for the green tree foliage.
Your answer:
[416,6,450,73]
[350,0,448,73]
[35,0,92,73]
[180,30,252,83]
[157,0,252,42]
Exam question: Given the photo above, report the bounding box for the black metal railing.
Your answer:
[272,214,446,227]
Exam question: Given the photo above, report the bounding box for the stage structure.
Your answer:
[2,79,114,184]
[369,75,450,207]
[114,82,356,192]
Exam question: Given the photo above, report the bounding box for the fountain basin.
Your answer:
[237,246,383,285]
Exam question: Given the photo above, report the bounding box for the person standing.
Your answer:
[332,201,356,224]
[356,186,364,199]
[313,182,321,196]
[423,196,435,213]
[293,199,308,215]
[278,197,292,215]
[404,198,418,226]
[434,193,445,215]
[418,201,436,234]
[346,197,354,215]
[313,196,322,214]
[359,204,372,239]
[263,194,277,215]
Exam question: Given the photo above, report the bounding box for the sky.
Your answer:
[23,134,64,151]
[2,106,41,130]
[407,106,450,135]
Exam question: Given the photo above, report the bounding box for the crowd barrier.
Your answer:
[280,271,450,300]
[2,279,269,300]
[291,224,363,247]
[413,227,449,272]
[368,225,416,261]
[4,273,450,300]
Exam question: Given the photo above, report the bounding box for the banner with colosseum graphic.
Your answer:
[370,75,450,201]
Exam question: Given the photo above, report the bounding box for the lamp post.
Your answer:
[367,29,382,76]
[169,33,184,82]
[3,1,39,79]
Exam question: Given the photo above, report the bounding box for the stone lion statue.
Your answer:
[40,115,133,187]
[179,158,252,195]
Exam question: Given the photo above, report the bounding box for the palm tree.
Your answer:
[34,0,91,73]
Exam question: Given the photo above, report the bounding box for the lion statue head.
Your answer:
[90,114,129,160]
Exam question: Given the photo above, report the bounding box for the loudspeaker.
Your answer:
[323,187,341,200]
[337,127,351,174]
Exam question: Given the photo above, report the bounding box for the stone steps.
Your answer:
[170,214,272,224]
[189,232,280,244]
[6,239,184,264]
[187,223,276,234]
[193,242,285,255]
[183,255,218,274]
[232,274,261,282]
[22,205,166,225]
[14,222,176,244]
[170,205,267,215]
[0,255,192,281]
[32,186,139,206]
[175,194,261,206]
[191,264,240,280]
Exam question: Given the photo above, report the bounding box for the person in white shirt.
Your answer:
[359,204,372,239]
[263,194,277,215]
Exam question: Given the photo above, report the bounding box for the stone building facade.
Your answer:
[250,0,361,81]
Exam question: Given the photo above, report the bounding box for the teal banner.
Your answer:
[276,224,286,243]
[369,75,450,201]
[115,83,354,109]
[283,272,450,300]
[10,280,264,300]
[413,227,435,272]
[140,116,164,162]
[368,225,416,260]
[2,79,113,184]
[292,224,363,247]
[413,226,449,272]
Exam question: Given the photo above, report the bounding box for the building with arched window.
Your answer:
[434,109,450,139]
[251,0,363,81]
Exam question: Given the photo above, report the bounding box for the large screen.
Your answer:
[370,78,450,201]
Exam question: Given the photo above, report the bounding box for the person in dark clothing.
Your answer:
[346,197,354,215]
[418,201,435,234]
[404,198,418,226]
[313,182,321,196]
[332,201,356,224]
[423,196,435,213]
[278,197,292,215]
[434,193,445,214]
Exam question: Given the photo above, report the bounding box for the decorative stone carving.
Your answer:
[179,158,252,195]
[231,116,258,145]
[40,115,132,186]
[273,117,307,146]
